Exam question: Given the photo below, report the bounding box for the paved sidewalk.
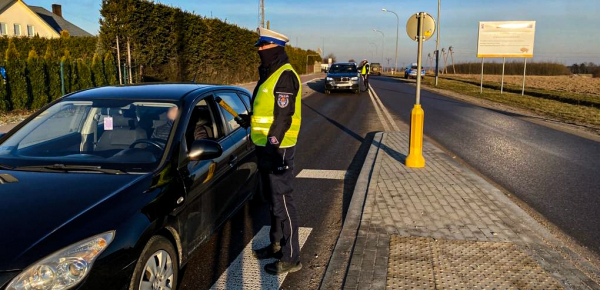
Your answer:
[322,131,600,289]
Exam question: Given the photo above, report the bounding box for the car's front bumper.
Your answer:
[326,79,360,91]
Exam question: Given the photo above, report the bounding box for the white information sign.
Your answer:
[477,21,536,58]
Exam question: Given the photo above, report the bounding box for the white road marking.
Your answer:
[369,85,401,131]
[296,169,347,180]
[368,87,391,131]
[302,78,321,85]
[209,226,312,290]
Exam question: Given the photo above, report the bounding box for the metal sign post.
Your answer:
[405,12,435,168]
[522,58,527,96]
[501,57,506,94]
[480,57,484,94]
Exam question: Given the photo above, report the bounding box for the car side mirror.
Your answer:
[188,139,222,161]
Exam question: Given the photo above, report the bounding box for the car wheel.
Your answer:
[129,236,178,290]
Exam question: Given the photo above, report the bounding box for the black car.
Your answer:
[325,62,361,94]
[370,63,382,76]
[0,84,260,290]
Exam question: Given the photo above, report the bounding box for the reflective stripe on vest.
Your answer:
[251,63,302,148]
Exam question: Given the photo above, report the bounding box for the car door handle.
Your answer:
[229,155,238,167]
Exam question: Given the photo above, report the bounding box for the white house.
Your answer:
[0,0,92,38]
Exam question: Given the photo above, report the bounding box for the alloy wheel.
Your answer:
[139,250,174,290]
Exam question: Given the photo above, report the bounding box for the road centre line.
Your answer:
[369,85,401,131]
[296,169,347,180]
[302,78,321,85]
[368,87,391,131]
[210,226,312,290]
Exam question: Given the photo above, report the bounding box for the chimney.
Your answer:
[52,4,62,18]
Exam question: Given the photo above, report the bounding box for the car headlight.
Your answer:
[326,77,333,81]
[350,77,359,81]
[6,231,115,290]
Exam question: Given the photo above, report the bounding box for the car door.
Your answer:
[213,91,257,218]
[177,95,239,253]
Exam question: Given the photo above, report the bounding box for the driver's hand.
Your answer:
[236,114,251,129]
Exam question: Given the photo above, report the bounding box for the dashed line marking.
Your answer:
[296,169,347,180]
[209,226,312,290]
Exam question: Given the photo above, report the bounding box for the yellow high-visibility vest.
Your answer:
[251,64,301,148]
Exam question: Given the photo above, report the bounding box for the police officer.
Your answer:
[360,59,370,91]
[236,27,302,275]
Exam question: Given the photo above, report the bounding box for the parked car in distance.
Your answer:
[370,63,382,76]
[405,63,426,79]
[0,84,259,290]
[325,62,361,94]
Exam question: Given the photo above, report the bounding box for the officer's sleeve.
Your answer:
[265,70,299,151]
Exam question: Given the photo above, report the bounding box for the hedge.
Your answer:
[100,0,320,84]
[0,39,119,112]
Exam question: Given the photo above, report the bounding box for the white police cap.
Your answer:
[255,27,289,47]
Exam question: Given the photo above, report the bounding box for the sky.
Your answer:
[28,0,600,67]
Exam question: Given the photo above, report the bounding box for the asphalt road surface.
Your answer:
[368,76,600,257]
[178,78,387,289]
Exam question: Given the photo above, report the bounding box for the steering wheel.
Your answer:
[129,139,165,150]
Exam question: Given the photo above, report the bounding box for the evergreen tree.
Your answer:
[27,49,49,109]
[104,52,118,85]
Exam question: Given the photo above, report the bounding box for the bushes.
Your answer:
[452,61,571,76]
[100,0,319,84]
[593,68,600,78]
[0,42,118,112]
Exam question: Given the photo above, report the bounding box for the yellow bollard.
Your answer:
[405,104,425,168]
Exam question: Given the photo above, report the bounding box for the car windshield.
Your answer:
[329,64,357,73]
[0,99,178,173]
[411,65,419,69]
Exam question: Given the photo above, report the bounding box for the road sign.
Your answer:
[406,13,436,42]
[405,12,434,168]
[477,21,536,58]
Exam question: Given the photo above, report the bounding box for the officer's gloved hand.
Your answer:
[236,114,251,129]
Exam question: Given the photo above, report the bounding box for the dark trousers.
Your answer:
[257,146,300,263]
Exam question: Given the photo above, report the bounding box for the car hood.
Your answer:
[327,72,359,78]
[0,170,145,270]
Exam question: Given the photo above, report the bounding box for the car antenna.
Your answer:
[191,70,198,83]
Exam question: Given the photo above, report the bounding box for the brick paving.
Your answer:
[342,132,599,290]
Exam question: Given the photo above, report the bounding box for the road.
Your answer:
[3,75,599,288]
[177,77,387,289]
[369,76,600,257]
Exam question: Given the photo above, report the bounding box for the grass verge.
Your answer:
[420,76,600,128]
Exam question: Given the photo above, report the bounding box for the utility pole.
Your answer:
[127,38,132,84]
[449,46,455,74]
[259,0,265,28]
[435,0,441,86]
[116,35,122,85]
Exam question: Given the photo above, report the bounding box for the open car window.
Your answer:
[0,100,178,173]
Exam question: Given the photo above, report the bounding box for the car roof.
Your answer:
[65,83,249,102]
[332,62,356,66]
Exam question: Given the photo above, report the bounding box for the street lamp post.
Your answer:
[373,29,385,65]
[435,0,441,86]
[369,42,378,59]
[382,8,399,75]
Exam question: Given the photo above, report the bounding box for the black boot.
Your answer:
[253,243,282,260]
[264,260,302,275]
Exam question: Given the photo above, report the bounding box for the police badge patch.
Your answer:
[277,94,290,108]
[268,136,279,144]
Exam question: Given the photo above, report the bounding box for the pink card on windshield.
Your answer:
[104,117,113,131]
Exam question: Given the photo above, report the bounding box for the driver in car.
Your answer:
[151,107,209,141]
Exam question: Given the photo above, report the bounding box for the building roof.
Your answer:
[27,5,92,37]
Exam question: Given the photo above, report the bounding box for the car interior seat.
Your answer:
[95,108,147,152]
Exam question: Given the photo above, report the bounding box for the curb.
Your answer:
[319,132,383,289]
